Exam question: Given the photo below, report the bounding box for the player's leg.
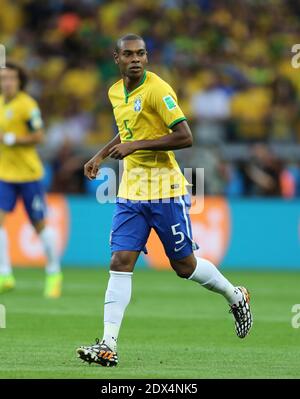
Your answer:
[170,253,243,305]
[77,250,139,367]
[152,195,253,338]
[170,253,253,338]
[0,210,11,276]
[21,181,62,297]
[33,218,62,298]
[0,181,17,293]
[77,199,150,366]
[152,195,243,302]
[102,250,139,351]
[103,199,150,354]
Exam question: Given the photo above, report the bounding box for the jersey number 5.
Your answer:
[123,119,133,140]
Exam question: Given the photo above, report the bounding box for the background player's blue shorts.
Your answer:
[0,180,46,222]
[110,195,198,260]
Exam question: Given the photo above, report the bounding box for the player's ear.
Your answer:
[113,51,119,65]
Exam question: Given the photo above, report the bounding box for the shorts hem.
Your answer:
[111,246,148,255]
[0,204,15,212]
[167,248,194,261]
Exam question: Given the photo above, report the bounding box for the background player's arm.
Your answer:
[0,128,45,146]
[84,133,121,180]
[0,101,45,146]
[16,128,45,145]
[108,120,192,160]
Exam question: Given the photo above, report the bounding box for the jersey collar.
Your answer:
[123,70,147,103]
[3,91,21,105]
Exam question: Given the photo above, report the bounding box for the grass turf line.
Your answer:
[0,268,299,379]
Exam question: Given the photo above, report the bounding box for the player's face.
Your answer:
[114,40,148,80]
[0,68,20,97]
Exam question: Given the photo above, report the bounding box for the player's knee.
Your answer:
[170,255,196,279]
[110,252,134,273]
[174,268,190,278]
[173,265,194,279]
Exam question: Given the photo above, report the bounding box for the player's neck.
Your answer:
[3,91,19,104]
[123,72,145,93]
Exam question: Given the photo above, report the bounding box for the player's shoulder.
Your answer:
[17,91,39,108]
[146,71,176,95]
[108,78,123,98]
[146,71,172,87]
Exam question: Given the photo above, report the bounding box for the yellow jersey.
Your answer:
[0,91,44,182]
[108,70,190,200]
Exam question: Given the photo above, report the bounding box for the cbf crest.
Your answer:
[134,96,142,112]
[5,109,13,119]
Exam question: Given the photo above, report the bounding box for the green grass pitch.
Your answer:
[0,267,299,379]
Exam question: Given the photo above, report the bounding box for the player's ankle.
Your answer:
[226,286,243,306]
[45,265,61,275]
[102,336,117,352]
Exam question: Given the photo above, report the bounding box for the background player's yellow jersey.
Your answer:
[108,70,190,200]
[0,91,44,182]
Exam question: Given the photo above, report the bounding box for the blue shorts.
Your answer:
[110,195,198,260]
[0,180,46,222]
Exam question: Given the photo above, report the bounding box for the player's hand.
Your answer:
[108,142,136,160]
[84,156,102,180]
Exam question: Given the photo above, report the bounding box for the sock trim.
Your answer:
[109,270,133,276]
[187,265,197,280]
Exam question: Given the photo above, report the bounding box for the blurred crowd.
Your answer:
[1,0,300,196]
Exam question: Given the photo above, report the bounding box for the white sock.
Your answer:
[39,227,61,275]
[188,257,242,305]
[103,270,132,352]
[0,227,12,276]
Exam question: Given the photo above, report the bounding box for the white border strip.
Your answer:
[179,195,191,239]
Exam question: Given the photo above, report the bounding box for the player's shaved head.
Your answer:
[115,34,146,53]
[113,33,148,82]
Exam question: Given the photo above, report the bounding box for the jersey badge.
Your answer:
[5,109,13,119]
[163,95,177,110]
[134,96,142,112]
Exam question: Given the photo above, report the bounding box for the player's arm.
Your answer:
[132,119,193,150]
[108,121,192,160]
[0,101,45,146]
[0,128,45,146]
[84,133,121,180]
[109,82,192,160]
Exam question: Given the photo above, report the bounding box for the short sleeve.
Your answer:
[149,81,186,129]
[24,98,44,131]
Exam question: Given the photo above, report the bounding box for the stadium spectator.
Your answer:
[1,0,300,196]
[191,70,231,145]
[238,144,283,197]
[269,76,299,142]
